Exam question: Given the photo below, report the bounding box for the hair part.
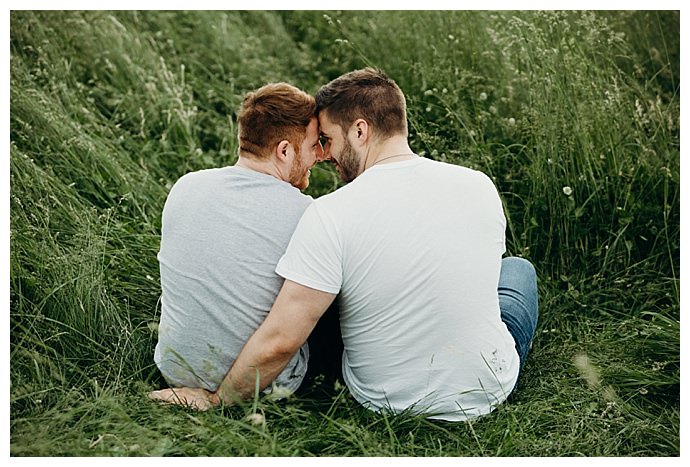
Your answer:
[237,83,316,159]
[315,67,408,139]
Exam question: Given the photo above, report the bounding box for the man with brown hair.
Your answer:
[151,69,538,422]
[152,83,325,396]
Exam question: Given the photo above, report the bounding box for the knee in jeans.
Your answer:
[503,256,536,279]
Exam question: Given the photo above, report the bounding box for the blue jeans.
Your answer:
[498,257,539,372]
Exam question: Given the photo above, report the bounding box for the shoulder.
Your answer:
[307,184,358,220]
[281,190,313,216]
[169,167,223,192]
[426,159,496,186]
[423,158,481,175]
[267,179,313,212]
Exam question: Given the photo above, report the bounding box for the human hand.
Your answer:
[148,387,221,411]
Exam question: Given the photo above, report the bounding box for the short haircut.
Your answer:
[237,83,316,159]
[315,68,407,138]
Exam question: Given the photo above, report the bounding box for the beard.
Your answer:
[335,138,361,184]
[288,147,310,191]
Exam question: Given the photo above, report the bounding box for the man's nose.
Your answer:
[316,143,329,162]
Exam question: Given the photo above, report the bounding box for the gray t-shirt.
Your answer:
[154,165,312,393]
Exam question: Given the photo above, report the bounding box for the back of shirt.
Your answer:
[276,157,519,420]
[155,166,312,392]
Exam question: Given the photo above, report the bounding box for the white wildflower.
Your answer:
[562,186,573,196]
[479,92,488,101]
[265,385,293,401]
[245,413,265,426]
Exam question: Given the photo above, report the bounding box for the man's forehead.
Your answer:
[317,112,336,132]
[305,118,319,139]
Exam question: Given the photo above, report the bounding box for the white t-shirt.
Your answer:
[276,157,519,421]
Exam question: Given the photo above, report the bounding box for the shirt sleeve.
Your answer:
[275,202,342,294]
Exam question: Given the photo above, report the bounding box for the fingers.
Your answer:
[147,388,212,411]
[148,388,178,403]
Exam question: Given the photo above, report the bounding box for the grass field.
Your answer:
[9,11,680,456]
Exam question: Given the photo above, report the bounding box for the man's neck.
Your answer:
[364,136,415,170]
[235,155,282,181]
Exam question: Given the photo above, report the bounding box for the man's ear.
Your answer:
[352,119,369,145]
[275,140,291,161]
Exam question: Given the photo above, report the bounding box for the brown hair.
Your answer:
[237,83,316,159]
[315,68,407,138]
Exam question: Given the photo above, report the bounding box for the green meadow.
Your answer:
[10,11,679,456]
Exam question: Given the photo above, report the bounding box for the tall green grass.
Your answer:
[10,11,679,456]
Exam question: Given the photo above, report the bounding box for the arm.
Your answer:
[214,279,335,403]
[149,279,335,409]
